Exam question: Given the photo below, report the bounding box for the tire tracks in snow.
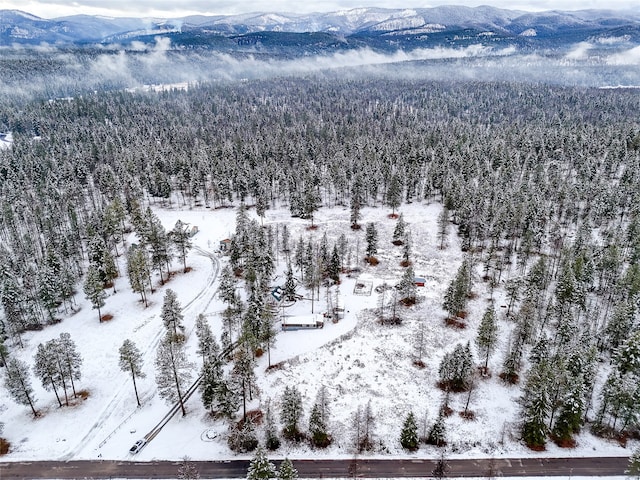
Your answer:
[58,246,220,460]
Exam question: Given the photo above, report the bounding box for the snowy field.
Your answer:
[0,200,636,468]
[0,132,13,150]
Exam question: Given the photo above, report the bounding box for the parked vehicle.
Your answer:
[129,439,147,454]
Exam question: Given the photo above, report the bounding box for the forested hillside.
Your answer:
[1,77,639,454]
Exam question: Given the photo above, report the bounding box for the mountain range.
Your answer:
[2,7,640,52]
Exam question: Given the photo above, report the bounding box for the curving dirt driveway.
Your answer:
[58,246,220,460]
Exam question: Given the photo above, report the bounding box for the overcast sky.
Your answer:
[5,0,640,19]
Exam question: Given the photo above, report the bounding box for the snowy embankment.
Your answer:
[0,201,635,464]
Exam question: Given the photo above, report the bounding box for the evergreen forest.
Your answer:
[1,75,640,453]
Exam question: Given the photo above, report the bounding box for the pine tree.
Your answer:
[612,330,640,376]
[555,260,577,309]
[528,334,549,366]
[171,220,193,273]
[43,337,73,406]
[427,410,447,446]
[551,374,585,444]
[57,332,82,398]
[119,339,145,407]
[500,336,522,384]
[260,310,278,367]
[303,187,321,228]
[231,347,257,422]
[314,385,331,426]
[303,239,315,287]
[280,385,303,441]
[277,458,298,480]
[33,342,63,407]
[281,224,290,257]
[392,214,406,245]
[413,321,427,365]
[195,314,218,363]
[101,247,119,293]
[177,456,200,480]
[229,237,243,272]
[127,245,151,306]
[161,289,184,341]
[0,339,7,367]
[38,265,60,322]
[443,259,473,319]
[596,371,627,430]
[327,245,341,284]
[351,401,376,453]
[442,278,462,320]
[504,277,522,316]
[526,257,547,293]
[246,446,277,480]
[199,335,223,414]
[283,263,297,302]
[155,336,193,416]
[459,257,473,298]
[604,301,636,352]
[1,274,28,345]
[362,400,376,451]
[293,236,306,280]
[401,231,412,265]
[211,374,237,419]
[143,208,173,285]
[350,176,364,228]
[235,203,250,245]
[432,451,449,479]
[106,197,127,252]
[4,357,38,417]
[256,190,268,225]
[386,173,402,215]
[87,234,107,276]
[400,411,419,451]
[88,235,118,291]
[241,292,264,354]
[365,223,378,260]
[438,343,474,392]
[218,265,239,306]
[318,233,329,272]
[438,351,456,393]
[437,207,449,249]
[627,445,640,479]
[264,398,281,450]
[397,265,417,304]
[228,416,259,453]
[309,403,330,448]
[83,265,106,322]
[351,405,364,453]
[475,305,498,373]
[520,361,550,450]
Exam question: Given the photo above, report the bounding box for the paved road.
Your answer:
[0,456,629,478]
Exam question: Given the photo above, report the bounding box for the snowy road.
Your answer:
[0,455,630,478]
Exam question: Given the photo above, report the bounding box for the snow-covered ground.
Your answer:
[0,132,12,149]
[0,200,636,467]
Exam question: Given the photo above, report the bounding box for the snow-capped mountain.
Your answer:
[0,10,153,44]
[1,6,640,50]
